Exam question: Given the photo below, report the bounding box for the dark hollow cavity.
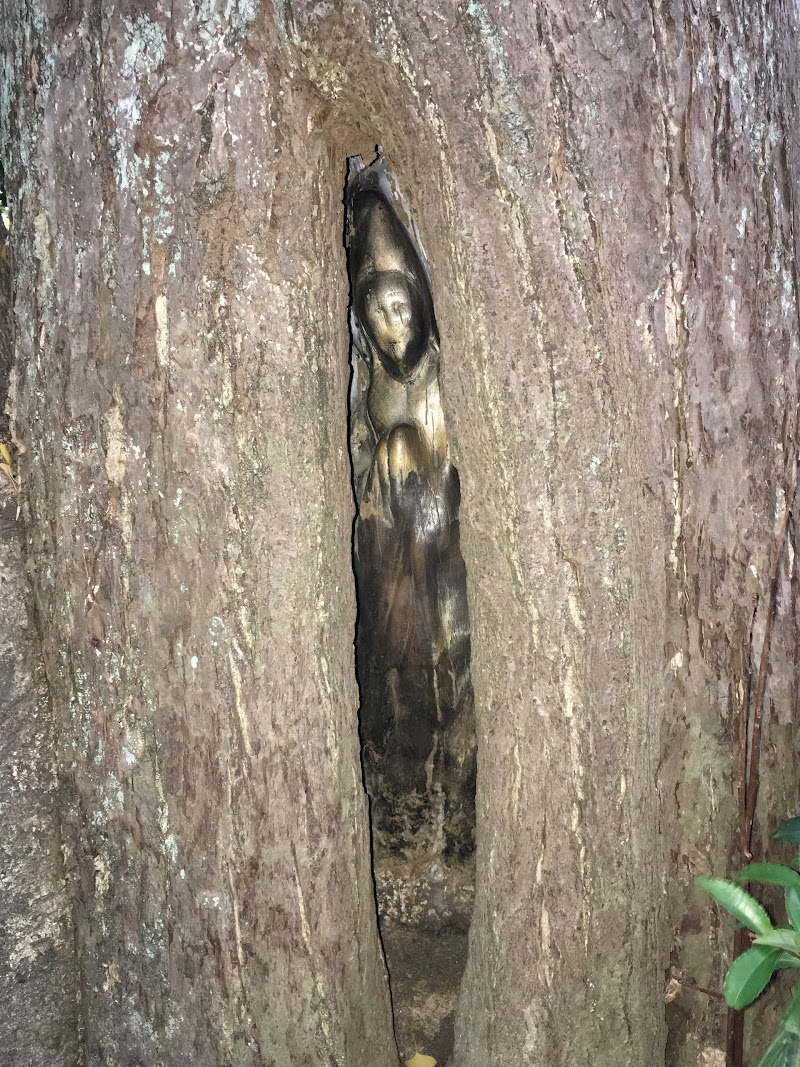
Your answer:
[345,151,477,1064]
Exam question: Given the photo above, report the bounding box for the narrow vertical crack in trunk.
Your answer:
[344,150,477,1066]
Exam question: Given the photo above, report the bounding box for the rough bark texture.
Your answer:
[0,230,80,1063]
[650,4,800,1063]
[2,1,799,1066]
[1,3,396,1065]
[0,494,81,1067]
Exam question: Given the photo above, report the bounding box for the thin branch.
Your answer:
[736,603,756,860]
[676,977,726,1001]
[742,458,798,861]
[726,456,798,1067]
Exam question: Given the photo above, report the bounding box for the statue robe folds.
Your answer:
[345,153,476,887]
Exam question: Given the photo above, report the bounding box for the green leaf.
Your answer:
[775,952,800,970]
[697,876,773,935]
[754,928,800,957]
[754,989,800,1067]
[736,864,800,892]
[786,888,800,933]
[772,817,800,844]
[723,945,781,1009]
[754,1027,800,1067]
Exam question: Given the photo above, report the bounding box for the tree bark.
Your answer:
[0,235,80,1064]
[2,1,799,1066]
[1,3,396,1065]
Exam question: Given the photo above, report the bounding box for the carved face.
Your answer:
[349,189,437,379]
[358,270,428,378]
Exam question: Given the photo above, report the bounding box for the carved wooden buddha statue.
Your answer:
[346,154,475,883]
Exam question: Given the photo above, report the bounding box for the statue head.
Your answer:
[349,190,437,379]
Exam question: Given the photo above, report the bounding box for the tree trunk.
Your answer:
[2,1,798,1066]
[0,234,80,1064]
[1,3,396,1065]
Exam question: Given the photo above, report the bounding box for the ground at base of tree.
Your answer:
[382,921,468,1066]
